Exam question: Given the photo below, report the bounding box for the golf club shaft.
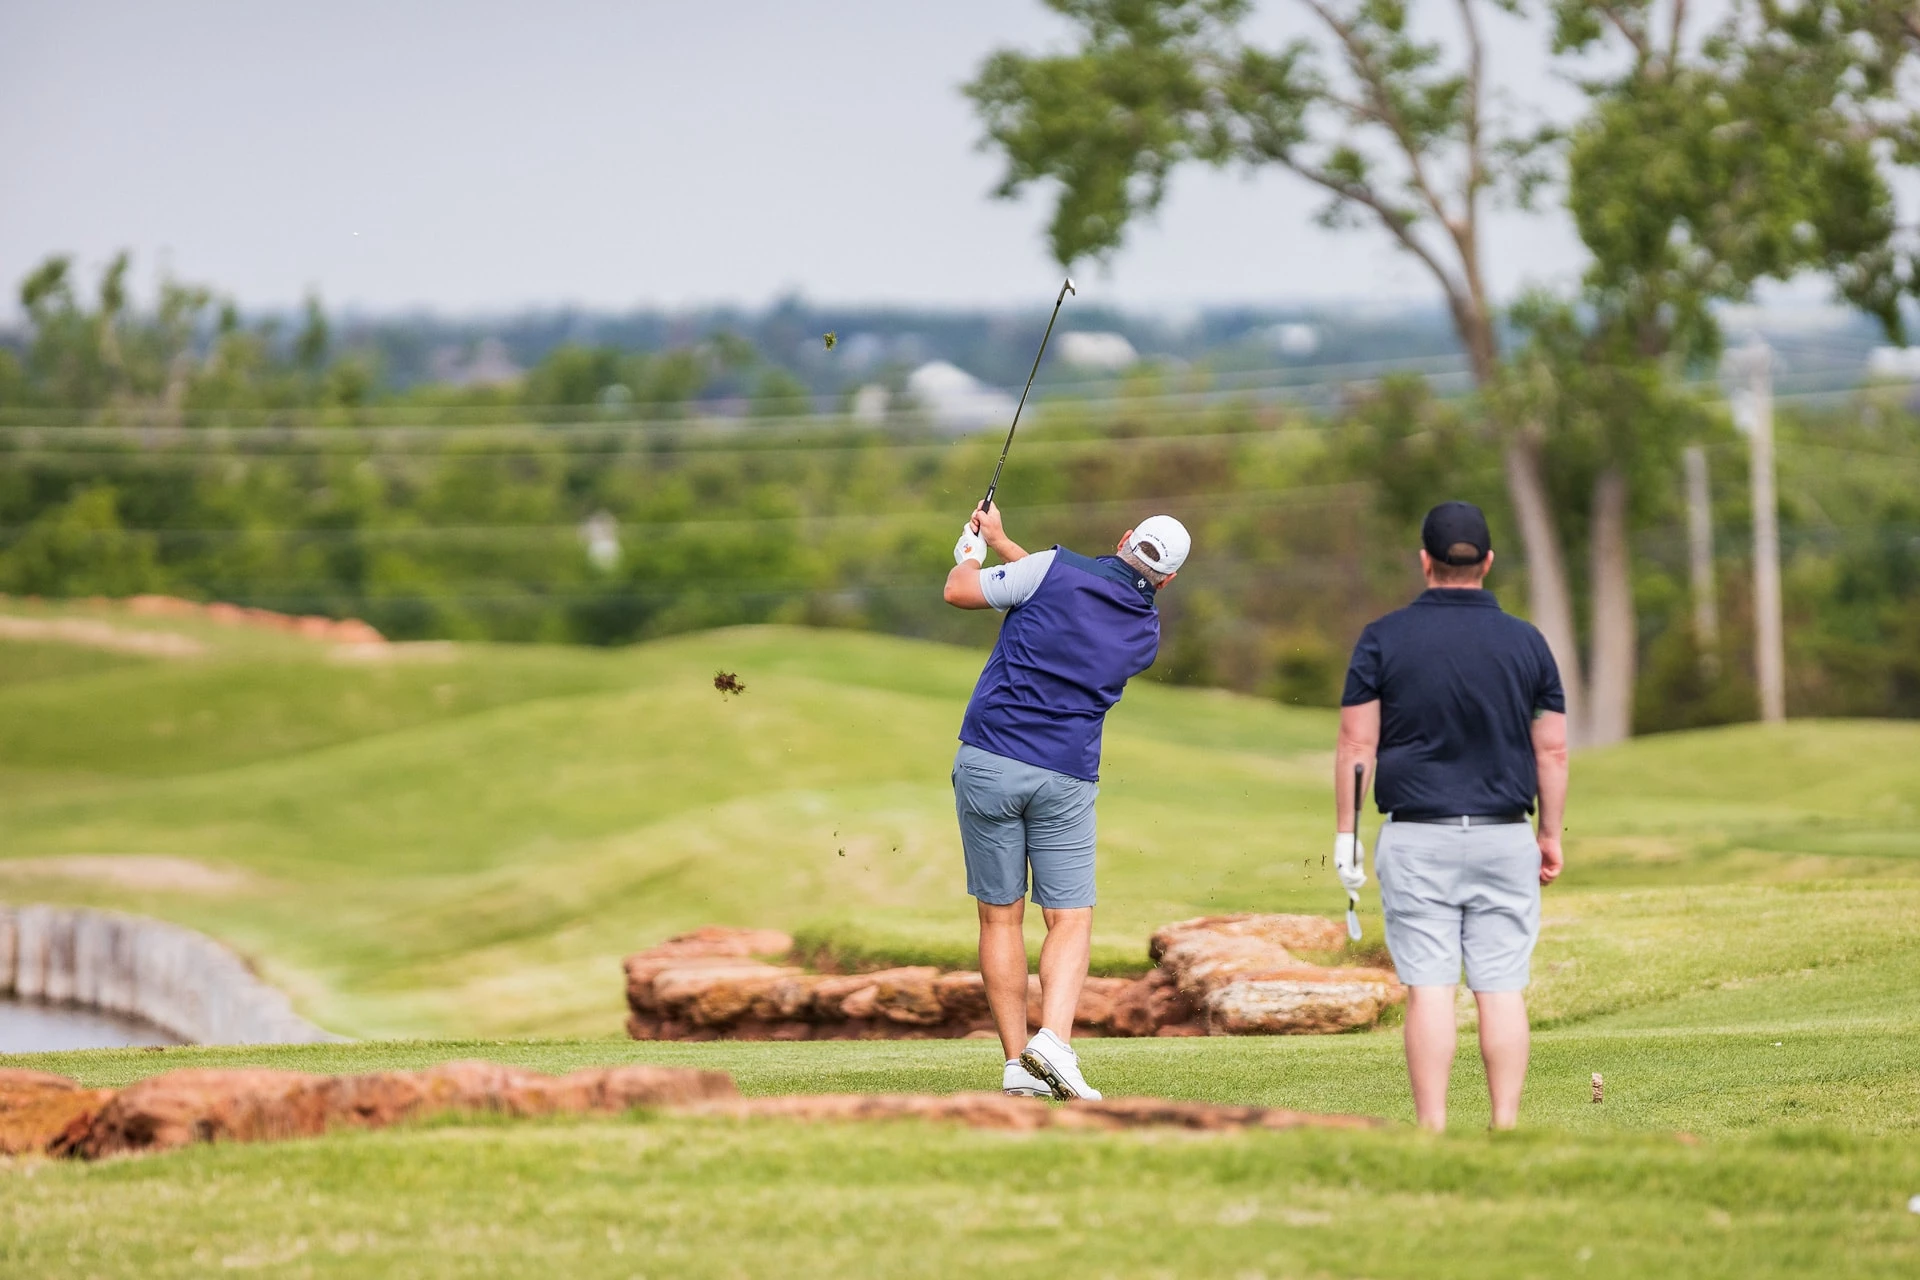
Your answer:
[1352,763,1365,843]
[1349,763,1366,934]
[980,277,1075,514]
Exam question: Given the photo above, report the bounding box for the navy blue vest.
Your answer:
[959,548,1160,781]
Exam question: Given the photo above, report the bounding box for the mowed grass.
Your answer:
[3,598,1916,1039]
[4,600,1920,1276]
[4,1115,1917,1279]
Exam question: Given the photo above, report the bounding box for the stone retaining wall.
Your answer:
[0,1062,1381,1160]
[0,904,342,1046]
[624,915,1406,1041]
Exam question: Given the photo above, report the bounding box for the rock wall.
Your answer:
[0,1062,1381,1161]
[0,904,342,1046]
[624,915,1405,1042]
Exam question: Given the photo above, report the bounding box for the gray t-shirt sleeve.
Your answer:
[980,548,1056,611]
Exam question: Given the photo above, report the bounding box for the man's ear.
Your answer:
[1159,570,1177,588]
[1483,550,1496,577]
[1116,528,1134,555]
[1419,549,1433,577]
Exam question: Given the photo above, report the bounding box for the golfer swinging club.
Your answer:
[944,500,1190,1100]
[1335,501,1569,1130]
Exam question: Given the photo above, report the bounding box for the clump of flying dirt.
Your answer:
[713,671,747,696]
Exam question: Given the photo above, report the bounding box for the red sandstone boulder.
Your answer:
[809,973,882,1020]
[0,1070,114,1157]
[621,914,1400,1042]
[1071,976,1135,1030]
[1149,913,1349,962]
[934,971,990,1022]
[1106,968,1199,1037]
[1204,977,1404,1035]
[624,927,796,1010]
[64,1060,738,1158]
[686,1091,1383,1133]
[868,967,945,1025]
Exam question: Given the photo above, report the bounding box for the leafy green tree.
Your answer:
[968,0,1591,733]
[0,486,159,596]
[522,344,633,408]
[294,294,330,373]
[1537,0,1906,737]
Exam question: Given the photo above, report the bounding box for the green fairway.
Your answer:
[3,600,1916,1039]
[6,1022,1919,1278]
[4,602,1920,1277]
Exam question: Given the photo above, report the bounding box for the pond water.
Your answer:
[0,998,182,1053]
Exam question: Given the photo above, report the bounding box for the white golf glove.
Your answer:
[954,525,987,566]
[1333,832,1366,893]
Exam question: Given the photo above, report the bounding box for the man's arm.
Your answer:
[1531,710,1568,885]
[943,502,1030,611]
[1335,701,1381,832]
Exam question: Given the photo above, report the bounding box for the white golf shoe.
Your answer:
[1018,1027,1102,1101]
[1002,1058,1051,1097]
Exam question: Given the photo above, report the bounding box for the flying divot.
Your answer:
[712,671,746,696]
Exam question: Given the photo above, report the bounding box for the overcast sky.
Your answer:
[0,1,1726,316]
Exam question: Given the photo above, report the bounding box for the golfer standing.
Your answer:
[1334,501,1569,1130]
[944,500,1190,1100]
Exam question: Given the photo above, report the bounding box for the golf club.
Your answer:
[1348,762,1365,941]
[976,276,1075,521]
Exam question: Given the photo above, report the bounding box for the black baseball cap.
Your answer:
[1421,501,1492,565]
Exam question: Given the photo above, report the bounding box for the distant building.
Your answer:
[1259,323,1320,357]
[428,337,522,388]
[579,512,620,572]
[850,384,890,425]
[905,361,1018,434]
[1867,347,1920,381]
[1058,331,1139,371]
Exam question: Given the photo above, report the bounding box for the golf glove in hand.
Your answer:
[1333,833,1366,893]
[954,525,987,566]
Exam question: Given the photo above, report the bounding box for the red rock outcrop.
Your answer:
[123,594,383,644]
[0,1064,1382,1160]
[0,1069,115,1156]
[1149,913,1350,960]
[689,1091,1383,1133]
[624,916,1404,1041]
[1150,913,1404,1034]
[58,1059,737,1158]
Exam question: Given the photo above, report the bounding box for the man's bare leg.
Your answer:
[1037,906,1092,1039]
[1474,989,1530,1129]
[977,898,1030,1060]
[1404,985,1458,1132]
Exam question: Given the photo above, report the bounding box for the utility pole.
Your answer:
[1683,445,1719,678]
[1730,339,1785,723]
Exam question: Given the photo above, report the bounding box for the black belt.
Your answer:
[1392,812,1528,827]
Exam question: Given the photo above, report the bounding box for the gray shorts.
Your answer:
[952,743,1098,908]
[1376,818,1542,992]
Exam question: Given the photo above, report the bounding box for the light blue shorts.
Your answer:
[952,744,1098,908]
[1376,817,1542,992]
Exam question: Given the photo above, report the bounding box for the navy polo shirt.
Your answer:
[960,549,1160,782]
[1341,588,1565,818]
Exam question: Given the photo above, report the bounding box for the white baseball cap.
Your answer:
[1126,515,1191,576]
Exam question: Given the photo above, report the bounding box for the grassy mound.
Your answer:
[2,599,1917,1039]
[4,600,1919,1276]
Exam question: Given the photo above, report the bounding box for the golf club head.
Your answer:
[1346,895,1362,941]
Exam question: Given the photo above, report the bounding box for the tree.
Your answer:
[1543,0,1904,735]
[967,0,1591,735]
